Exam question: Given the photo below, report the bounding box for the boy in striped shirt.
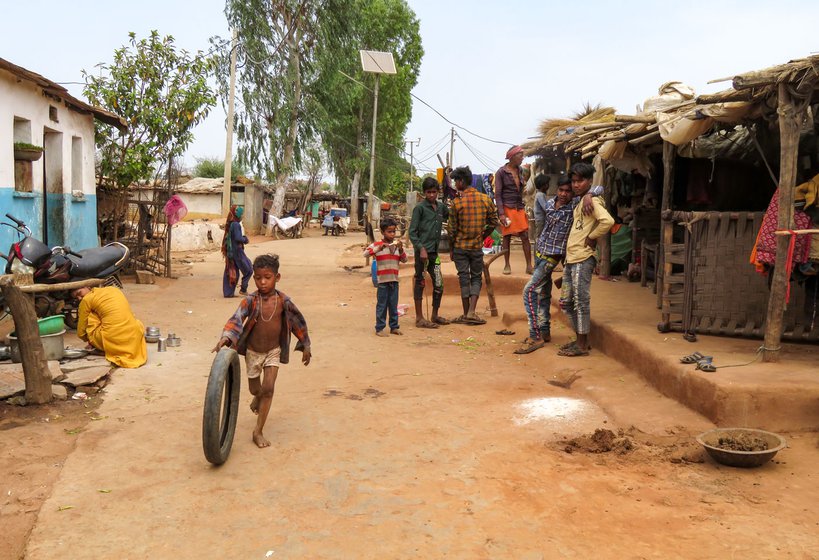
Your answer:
[364,218,408,336]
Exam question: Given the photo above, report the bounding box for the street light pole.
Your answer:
[366,72,380,241]
[405,137,419,193]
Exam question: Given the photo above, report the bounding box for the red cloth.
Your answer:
[163,195,188,226]
[754,188,811,268]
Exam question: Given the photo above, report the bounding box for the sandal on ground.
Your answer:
[557,343,590,357]
[375,331,389,337]
[680,351,707,364]
[463,314,486,325]
[514,338,545,354]
[695,358,717,372]
[559,340,577,351]
[432,316,451,325]
[503,265,511,275]
[452,315,468,324]
[390,329,404,335]
[495,329,515,335]
[416,318,439,329]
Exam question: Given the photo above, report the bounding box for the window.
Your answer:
[49,105,59,123]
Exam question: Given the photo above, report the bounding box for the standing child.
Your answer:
[408,177,449,329]
[364,217,408,336]
[559,162,614,357]
[213,254,311,448]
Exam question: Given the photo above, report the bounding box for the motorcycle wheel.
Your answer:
[202,348,241,465]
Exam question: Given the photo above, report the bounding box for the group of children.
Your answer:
[213,161,612,451]
[365,161,613,359]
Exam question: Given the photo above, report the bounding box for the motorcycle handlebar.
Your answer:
[5,213,24,227]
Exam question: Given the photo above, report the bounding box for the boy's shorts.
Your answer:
[245,347,282,379]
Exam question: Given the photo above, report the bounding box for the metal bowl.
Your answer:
[696,428,786,468]
[166,336,181,347]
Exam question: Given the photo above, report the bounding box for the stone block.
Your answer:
[61,366,111,387]
[51,385,68,400]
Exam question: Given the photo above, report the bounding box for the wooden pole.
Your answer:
[482,250,508,317]
[597,165,613,279]
[222,29,238,218]
[762,84,802,362]
[660,141,676,329]
[0,276,52,404]
[18,277,103,293]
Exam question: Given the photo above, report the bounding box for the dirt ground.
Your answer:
[2,228,819,559]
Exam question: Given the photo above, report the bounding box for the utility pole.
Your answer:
[448,127,455,168]
[405,137,419,192]
[222,29,238,217]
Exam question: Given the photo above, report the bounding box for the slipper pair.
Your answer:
[680,351,710,364]
[680,351,717,372]
[453,315,486,325]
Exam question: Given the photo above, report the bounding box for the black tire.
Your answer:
[202,348,241,465]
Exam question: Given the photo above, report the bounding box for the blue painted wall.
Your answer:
[0,187,98,262]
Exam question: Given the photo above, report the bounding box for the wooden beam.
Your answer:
[597,164,614,279]
[660,142,676,329]
[0,276,52,404]
[696,90,753,104]
[763,83,804,362]
[614,115,656,124]
[18,277,104,293]
[629,130,662,146]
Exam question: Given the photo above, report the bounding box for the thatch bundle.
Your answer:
[536,106,616,143]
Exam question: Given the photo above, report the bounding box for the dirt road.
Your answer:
[14,231,819,558]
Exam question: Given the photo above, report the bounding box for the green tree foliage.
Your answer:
[314,0,423,214]
[214,0,422,219]
[191,157,248,180]
[83,31,216,190]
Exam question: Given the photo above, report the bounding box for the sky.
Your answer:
[2,0,818,180]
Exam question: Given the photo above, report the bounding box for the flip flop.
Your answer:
[463,315,486,325]
[696,358,717,372]
[452,315,468,324]
[416,319,439,329]
[557,343,590,357]
[502,265,511,275]
[495,329,515,335]
[514,338,545,354]
[680,352,707,364]
[432,316,451,325]
[559,340,577,351]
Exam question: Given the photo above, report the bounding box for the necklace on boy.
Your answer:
[259,295,279,322]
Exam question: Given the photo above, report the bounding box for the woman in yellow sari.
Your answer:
[71,286,147,368]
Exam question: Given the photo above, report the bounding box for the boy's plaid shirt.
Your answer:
[449,187,499,250]
[220,290,310,364]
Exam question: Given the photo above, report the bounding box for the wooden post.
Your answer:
[762,84,803,362]
[0,276,52,404]
[482,250,508,317]
[660,141,676,328]
[597,163,613,279]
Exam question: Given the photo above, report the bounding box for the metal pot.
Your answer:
[7,330,66,363]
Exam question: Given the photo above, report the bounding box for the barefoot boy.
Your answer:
[213,254,311,448]
[364,217,408,336]
[408,177,449,329]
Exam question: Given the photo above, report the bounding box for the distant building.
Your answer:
[0,57,125,252]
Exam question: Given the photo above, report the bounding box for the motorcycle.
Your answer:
[0,213,130,329]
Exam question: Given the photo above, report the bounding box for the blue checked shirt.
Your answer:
[535,186,604,258]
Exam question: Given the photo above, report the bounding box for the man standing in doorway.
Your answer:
[495,145,533,275]
[448,166,499,325]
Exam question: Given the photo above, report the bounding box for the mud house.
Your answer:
[0,58,125,253]
[524,55,819,355]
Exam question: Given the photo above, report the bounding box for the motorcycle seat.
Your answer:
[69,243,128,278]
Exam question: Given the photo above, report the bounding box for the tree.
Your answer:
[83,31,216,190]
[313,0,423,224]
[215,0,321,219]
[192,157,248,180]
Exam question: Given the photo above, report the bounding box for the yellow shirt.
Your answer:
[77,286,147,368]
[565,196,614,264]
